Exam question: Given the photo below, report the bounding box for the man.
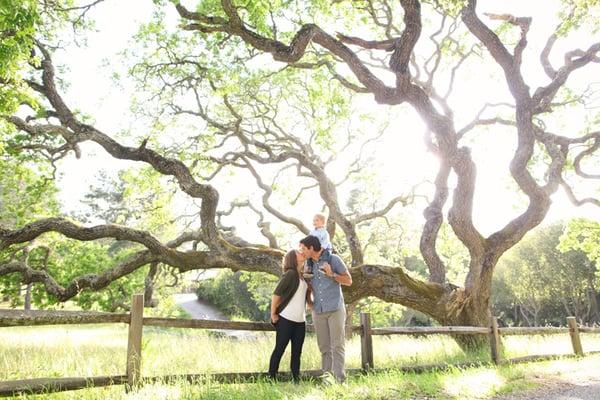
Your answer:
[299,235,352,383]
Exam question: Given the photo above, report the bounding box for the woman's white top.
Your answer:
[279,279,308,323]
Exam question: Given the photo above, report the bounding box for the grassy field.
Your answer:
[1,324,599,399]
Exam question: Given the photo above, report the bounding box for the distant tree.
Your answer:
[0,0,38,115]
[560,218,600,322]
[493,223,599,326]
[0,158,58,308]
[197,270,277,321]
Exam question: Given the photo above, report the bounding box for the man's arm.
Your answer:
[332,270,352,286]
[322,257,352,286]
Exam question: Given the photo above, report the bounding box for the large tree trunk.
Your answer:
[436,287,493,351]
[343,261,496,351]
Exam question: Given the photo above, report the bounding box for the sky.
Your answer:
[51,0,600,248]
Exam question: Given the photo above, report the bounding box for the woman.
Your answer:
[268,249,311,382]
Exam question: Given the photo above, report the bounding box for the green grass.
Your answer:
[1,325,599,399]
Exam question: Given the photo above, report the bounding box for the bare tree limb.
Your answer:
[353,194,412,224]
[420,158,450,284]
[483,12,531,67]
[573,136,600,179]
[560,179,600,207]
[533,41,600,113]
[217,200,279,248]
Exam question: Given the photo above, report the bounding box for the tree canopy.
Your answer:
[1,0,599,343]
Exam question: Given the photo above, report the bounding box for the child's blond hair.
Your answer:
[314,213,327,223]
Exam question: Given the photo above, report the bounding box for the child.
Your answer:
[304,213,333,277]
[310,213,333,253]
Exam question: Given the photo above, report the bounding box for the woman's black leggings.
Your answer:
[268,315,306,379]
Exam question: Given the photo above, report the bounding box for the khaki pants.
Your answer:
[312,307,346,382]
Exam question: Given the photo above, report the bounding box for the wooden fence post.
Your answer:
[489,316,502,365]
[126,294,144,390]
[566,316,583,356]
[360,312,374,371]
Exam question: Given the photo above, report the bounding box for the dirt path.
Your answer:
[172,293,258,339]
[494,379,600,400]
[491,355,600,400]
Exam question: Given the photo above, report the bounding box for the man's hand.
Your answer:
[320,262,334,277]
[271,313,279,324]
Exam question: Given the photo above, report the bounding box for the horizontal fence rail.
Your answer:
[143,316,361,334]
[0,310,362,333]
[370,326,490,335]
[578,327,600,333]
[1,293,599,397]
[0,376,127,396]
[0,309,130,326]
[498,327,570,335]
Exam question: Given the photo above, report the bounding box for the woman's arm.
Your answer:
[271,294,281,323]
[271,271,294,323]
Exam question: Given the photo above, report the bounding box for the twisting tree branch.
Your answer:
[560,178,600,207]
[573,136,600,179]
[483,13,531,67]
[217,200,279,248]
[533,41,600,113]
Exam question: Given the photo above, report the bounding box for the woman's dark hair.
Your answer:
[282,250,298,272]
[300,235,321,252]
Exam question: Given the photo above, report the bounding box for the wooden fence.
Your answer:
[1,293,599,397]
